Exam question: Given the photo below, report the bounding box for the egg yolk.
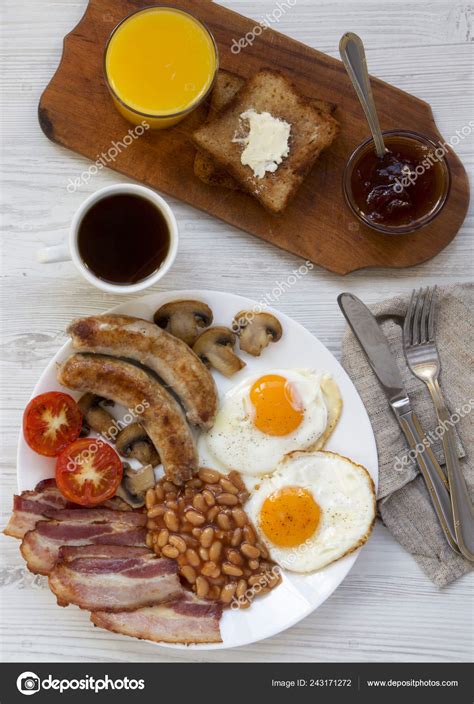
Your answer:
[250,374,304,436]
[260,486,320,547]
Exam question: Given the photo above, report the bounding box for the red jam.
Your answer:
[348,134,449,231]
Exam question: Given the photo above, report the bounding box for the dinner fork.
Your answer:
[403,287,474,562]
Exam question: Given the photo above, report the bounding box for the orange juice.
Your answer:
[104,7,218,129]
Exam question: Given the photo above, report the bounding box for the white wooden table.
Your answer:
[1,0,472,663]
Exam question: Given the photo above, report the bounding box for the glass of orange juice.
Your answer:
[104,6,219,129]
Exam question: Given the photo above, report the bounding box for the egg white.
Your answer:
[245,451,376,573]
[201,369,336,476]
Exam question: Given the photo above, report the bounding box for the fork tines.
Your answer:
[404,286,437,346]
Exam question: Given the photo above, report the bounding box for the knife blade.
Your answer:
[337,293,408,407]
[338,292,459,554]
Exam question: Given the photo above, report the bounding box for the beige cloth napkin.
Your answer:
[341,283,473,587]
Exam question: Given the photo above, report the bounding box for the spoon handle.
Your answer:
[339,32,386,158]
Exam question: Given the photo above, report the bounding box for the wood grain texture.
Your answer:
[37,0,470,274]
[0,0,473,664]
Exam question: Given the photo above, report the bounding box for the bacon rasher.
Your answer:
[49,545,182,612]
[20,509,147,575]
[4,479,131,540]
[91,593,223,644]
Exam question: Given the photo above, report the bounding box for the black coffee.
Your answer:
[78,194,171,285]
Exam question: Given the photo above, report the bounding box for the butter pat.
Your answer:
[233,109,291,179]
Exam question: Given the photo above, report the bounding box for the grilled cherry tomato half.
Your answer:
[23,392,83,457]
[55,438,123,506]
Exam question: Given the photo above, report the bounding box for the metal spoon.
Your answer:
[339,32,386,158]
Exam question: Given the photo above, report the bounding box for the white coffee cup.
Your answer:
[37,184,179,294]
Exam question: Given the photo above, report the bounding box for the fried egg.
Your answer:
[245,451,376,573]
[201,369,342,476]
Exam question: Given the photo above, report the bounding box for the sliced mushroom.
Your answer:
[193,327,246,377]
[78,393,116,438]
[116,463,156,509]
[115,423,160,466]
[233,311,283,357]
[153,300,213,346]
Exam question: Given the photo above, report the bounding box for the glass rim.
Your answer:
[103,5,219,121]
[343,129,451,235]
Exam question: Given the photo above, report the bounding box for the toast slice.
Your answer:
[194,72,245,190]
[209,71,246,119]
[193,69,339,213]
[194,70,337,193]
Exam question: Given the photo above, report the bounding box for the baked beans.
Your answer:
[146,468,279,607]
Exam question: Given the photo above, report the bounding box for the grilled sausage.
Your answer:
[57,354,197,485]
[67,315,218,430]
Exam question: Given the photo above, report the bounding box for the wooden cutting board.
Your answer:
[38,0,470,274]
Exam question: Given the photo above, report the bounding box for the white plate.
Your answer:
[17,289,378,651]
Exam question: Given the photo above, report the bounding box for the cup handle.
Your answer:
[37,243,71,264]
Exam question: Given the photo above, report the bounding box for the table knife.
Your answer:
[338,292,459,553]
